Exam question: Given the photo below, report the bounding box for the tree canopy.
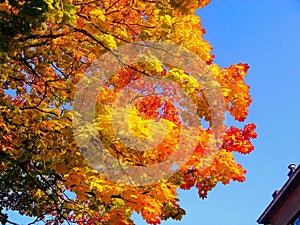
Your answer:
[0,0,257,224]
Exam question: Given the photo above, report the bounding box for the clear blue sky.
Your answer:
[8,1,300,225]
[133,1,300,225]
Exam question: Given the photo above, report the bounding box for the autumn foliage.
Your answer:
[0,0,257,224]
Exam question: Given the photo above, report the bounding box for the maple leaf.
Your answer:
[0,0,257,224]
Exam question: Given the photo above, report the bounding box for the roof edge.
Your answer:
[257,164,300,224]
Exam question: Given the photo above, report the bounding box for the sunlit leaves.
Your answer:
[212,63,252,121]
[0,0,257,224]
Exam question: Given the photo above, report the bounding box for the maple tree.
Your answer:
[0,0,257,224]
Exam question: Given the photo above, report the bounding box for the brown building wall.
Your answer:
[257,164,300,225]
[271,185,300,225]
